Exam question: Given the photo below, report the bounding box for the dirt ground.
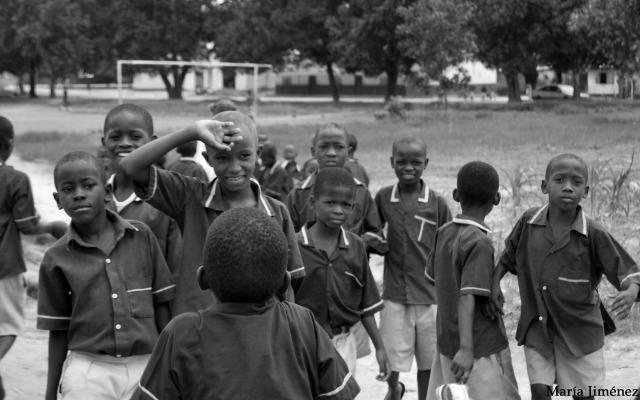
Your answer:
[2,101,639,399]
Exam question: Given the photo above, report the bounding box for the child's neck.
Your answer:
[460,205,489,223]
[222,185,257,208]
[73,212,116,254]
[113,170,135,200]
[547,204,579,227]
[397,180,422,202]
[308,222,341,256]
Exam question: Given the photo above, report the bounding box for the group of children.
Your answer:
[0,101,638,400]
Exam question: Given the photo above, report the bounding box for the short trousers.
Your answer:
[427,347,521,400]
[332,330,358,375]
[379,301,437,371]
[58,350,150,400]
[351,321,371,358]
[0,274,26,336]
[524,344,604,391]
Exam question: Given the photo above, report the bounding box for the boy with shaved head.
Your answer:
[493,153,640,400]
[120,111,304,314]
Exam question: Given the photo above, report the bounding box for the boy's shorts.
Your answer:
[58,350,150,400]
[427,347,520,400]
[332,330,357,374]
[0,274,26,336]
[351,321,371,358]
[379,301,436,371]
[524,343,604,391]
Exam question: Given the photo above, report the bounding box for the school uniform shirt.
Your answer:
[498,205,640,358]
[286,172,388,255]
[37,210,175,357]
[294,226,383,335]
[134,298,359,400]
[375,182,452,304]
[135,166,305,315]
[167,157,209,182]
[0,163,39,279]
[344,158,370,187]
[426,215,508,359]
[256,163,293,202]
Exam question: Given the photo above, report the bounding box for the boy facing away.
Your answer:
[343,131,370,188]
[0,116,66,399]
[37,152,174,400]
[256,140,293,201]
[426,161,520,400]
[133,207,359,400]
[101,104,183,314]
[167,140,209,182]
[375,137,452,400]
[293,167,391,380]
[120,111,304,314]
[493,154,640,400]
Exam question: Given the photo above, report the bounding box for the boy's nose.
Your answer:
[73,189,86,199]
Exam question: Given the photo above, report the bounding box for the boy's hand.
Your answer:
[611,283,639,320]
[486,284,505,320]
[375,348,391,382]
[451,348,474,384]
[194,120,242,152]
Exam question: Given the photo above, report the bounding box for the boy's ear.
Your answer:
[424,158,430,168]
[493,191,501,206]
[104,182,112,199]
[309,194,316,208]
[310,146,316,158]
[276,271,291,301]
[196,265,209,290]
[348,146,355,157]
[452,188,460,203]
[256,145,262,158]
[540,179,549,194]
[53,192,62,210]
[100,137,106,146]
[389,156,394,168]
[583,185,590,198]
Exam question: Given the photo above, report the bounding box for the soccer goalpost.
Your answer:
[116,60,272,116]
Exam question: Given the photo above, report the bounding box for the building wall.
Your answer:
[587,69,618,96]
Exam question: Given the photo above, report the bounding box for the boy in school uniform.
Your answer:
[375,137,452,400]
[167,141,209,182]
[134,207,359,400]
[493,153,640,400]
[294,167,391,380]
[256,140,293,201]
[37,152,175,400]
[426,161,520,400]
[101,104,183,314]
[343,131,370,188]
[120,111,304,314]
[0,116,66,399]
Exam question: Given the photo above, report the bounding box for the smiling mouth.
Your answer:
[226,176,245,182]
[72,205,92,212]
[116,151,131,159]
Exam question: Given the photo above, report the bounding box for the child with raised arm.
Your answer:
[375,137,452,400]
[493,153,640,400]
[0,116,66,398]
[294,167,391,380]
[133,207,359,400]
[38,152,174,400]
[120,111,304,314]
[426,161,519,400]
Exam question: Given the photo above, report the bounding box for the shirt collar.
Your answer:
[207,297,277,315]
[300,170,364,190]
[452,214,491,233]
[179,156,198,162]
[526,204,588,237]
[65,208,139,247]
[202,177,273,217]
[390,180,429,203]
[106,174,142,203]
[300,225,350,248]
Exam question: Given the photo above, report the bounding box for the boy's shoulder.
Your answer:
[0,164,29,185]
[439,217,492,248]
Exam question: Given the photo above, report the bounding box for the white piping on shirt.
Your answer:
[152,284,176,295]
[319,371,353,397]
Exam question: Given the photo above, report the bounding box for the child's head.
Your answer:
[390,137,428,186]
[260,141,277,168]
[102,104,154,165]
[258,133,269,145]
[200,207,287,303]
[453,161,500,211]
[176,141,198,158]
[311,167,356,230]
[542,153,589,211]
[53,151,109,225]
[283,144,297,161]
[208,111,259,193]
[209,98,237,115]
[96,145,116,177]
[302,158,319,178]
[0,116,15,161]
[346,131,358,158]
[311,123,349,169]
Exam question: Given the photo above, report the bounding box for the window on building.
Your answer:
[598,72,608,84]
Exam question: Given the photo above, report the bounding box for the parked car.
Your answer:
[531,84,588,99]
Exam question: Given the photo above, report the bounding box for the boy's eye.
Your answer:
[61,187,72,193]
[83,183,95,189]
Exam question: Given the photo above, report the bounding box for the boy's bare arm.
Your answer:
[361,314,391,381]
[45,330,68,400]
[155,302,171,332]
[486,262,509,318]
[452,294,475,384]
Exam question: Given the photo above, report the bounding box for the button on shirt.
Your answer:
[135,166,304,315]
[499,205,640,357]
[133,299,359,400]
[37,210,175,357]
[294,226,383,335]
[426,215,508,359]
[375,182,451,304]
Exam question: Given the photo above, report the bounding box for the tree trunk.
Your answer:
[159,66,189,99]
[49,77,57,98]
[17,75,25,95]
[385,64,399,102]
[326,62,340,103]
[572,70,581,99]
[29,62,37,98]
[504,69,521,103]
[523,63,538,90]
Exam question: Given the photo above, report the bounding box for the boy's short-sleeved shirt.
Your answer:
[135,166,305,315]
[167,157,209,182]
[294,226,383,335]
[37,210,175,357]
[498,205,640,357]
[256,163,293,202]
[134,299,359,400]
[344,159,370,187]
[375,182,452,304]
[0,163,39,279]
[286,172,388,255]
[426,215,508,359]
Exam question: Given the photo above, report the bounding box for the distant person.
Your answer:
[0,116,66,400]
[38,151,174,400]
[133,207,359,400]
[300,158,319,182]
[256,141,293,202]
[376,137,452,400]
[343,132,370,187]
[280,144,301,176]
[167,141,209,182]
[96,145,116,178]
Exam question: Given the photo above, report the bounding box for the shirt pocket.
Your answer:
[332,265,365,311]
[126,286,154,318]
[555,266,596,306]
